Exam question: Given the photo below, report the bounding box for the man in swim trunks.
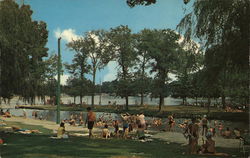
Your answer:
[85,107,96,138]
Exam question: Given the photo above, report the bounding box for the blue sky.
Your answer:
[24,0,192,84]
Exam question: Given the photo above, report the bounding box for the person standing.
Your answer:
[187,118,199,154]
[201,115,208,136]
[85,107,96,138]
[168,114,175,132]
[138,112,146,129]
[121,113,129,138]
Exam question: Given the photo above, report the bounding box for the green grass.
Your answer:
[0,132,241,158]
[0,121,242,158]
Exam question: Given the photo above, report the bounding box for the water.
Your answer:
[5,109,247,132]
[1,95,222,106]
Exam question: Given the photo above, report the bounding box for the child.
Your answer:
[223,127,231,138]
[137,124,145,140]
[233,128,242,139]
[57,122,66,138]
[200,134,215,154]
[218,123,223,136]
[113,120,119,136]
[168,114,175,132]
[3,109,11,118]
[102,124,110,139]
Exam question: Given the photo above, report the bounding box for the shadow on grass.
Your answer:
[0,132,241,158]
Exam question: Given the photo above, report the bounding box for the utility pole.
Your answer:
[99,78,102,105]
[56,37,61,124]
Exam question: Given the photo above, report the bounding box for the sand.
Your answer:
[0,116,101,133]
[1,116,241,149]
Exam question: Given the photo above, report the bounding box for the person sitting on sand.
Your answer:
[153,118,162,127]
[69,114,76,126]
[57,122,66,138]
[179,120,189,129]
[200,134,215,154]
[79,114,84,126]
[137,124,145,140]
[102,124,110,139]
[222,127,231,138]
[218,123,223,136]
[69,118,76,126]
[3,109,11,118]
[233,128,242,139]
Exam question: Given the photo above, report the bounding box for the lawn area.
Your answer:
[0,132,241,158]
[0,122,242,158]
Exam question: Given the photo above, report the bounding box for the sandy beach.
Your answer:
[1,116,242,149]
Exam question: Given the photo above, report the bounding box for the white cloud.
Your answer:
[103,61,118,82]
[54,74,70,85]
[54,28,80,43]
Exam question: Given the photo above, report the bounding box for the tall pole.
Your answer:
[56,37,61,124]
[99,78,102,105]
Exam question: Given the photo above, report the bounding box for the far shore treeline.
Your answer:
[0,0,248,112]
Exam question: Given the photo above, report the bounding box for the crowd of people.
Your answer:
[0,107,246,155]
[179,115,247,155]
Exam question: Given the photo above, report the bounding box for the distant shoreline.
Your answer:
[12,104,249,123]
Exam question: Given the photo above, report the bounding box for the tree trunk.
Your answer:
[195,97,198,106]
[182,97,185,105]
[159,94,164,111]
[207,97,211,113]
[140,92,144,106]
[80,95,82,105]
[74,96,76,104]
[33,96,36,105]
[91,69,96,107]
[222,95,226,109]
[125,95,129,111]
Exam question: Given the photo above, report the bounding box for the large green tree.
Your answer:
[64,77,92,104]
[143,29,181,111]
[66,39,90,105]
[107,25,137,110]
[0,0,48,104]
[133,29,154,106]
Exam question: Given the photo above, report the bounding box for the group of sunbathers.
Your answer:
[0,109,11,118]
